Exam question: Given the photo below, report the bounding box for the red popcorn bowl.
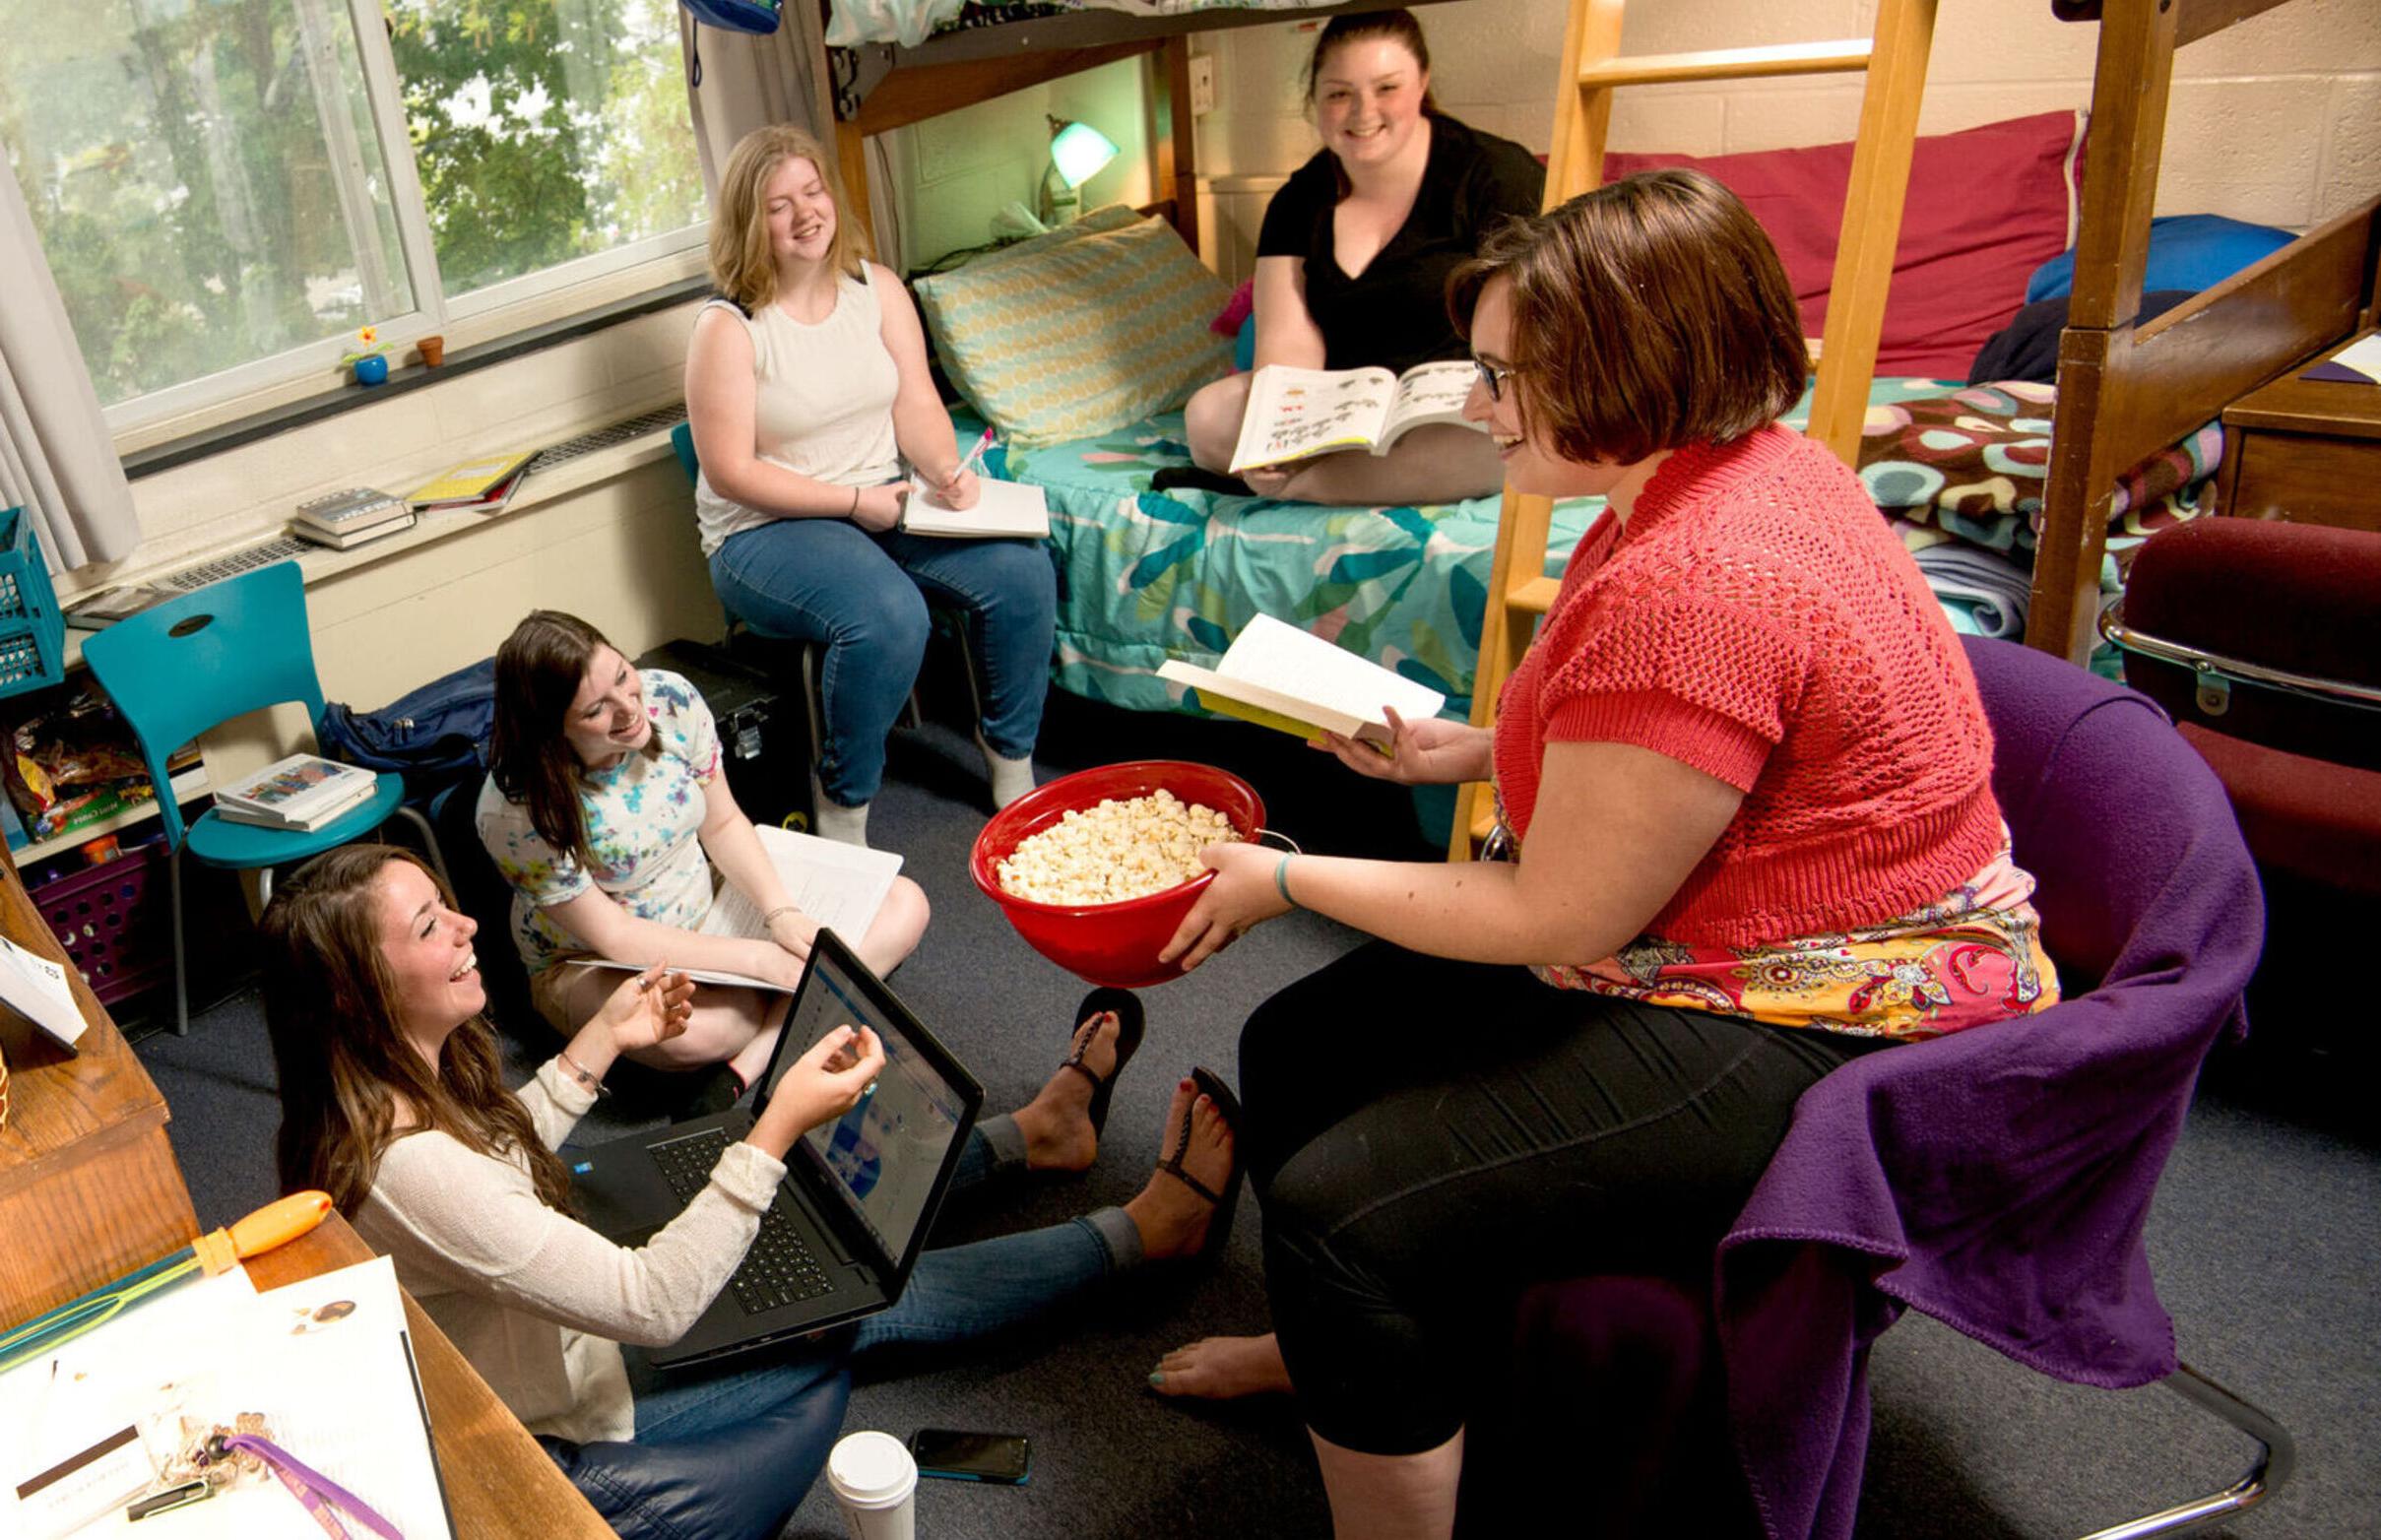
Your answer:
[970,760,1266,989]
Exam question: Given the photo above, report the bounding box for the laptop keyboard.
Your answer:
[650,1127,836,1315]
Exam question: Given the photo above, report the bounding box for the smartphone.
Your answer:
[907,1428,1031,1485]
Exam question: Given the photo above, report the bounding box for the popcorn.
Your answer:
[997,789,1242,905]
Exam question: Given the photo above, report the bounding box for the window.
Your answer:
[0,0,705,427]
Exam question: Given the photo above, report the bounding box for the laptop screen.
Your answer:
[763,946,971,1267]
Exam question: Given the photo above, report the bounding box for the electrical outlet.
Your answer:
[1189,53,1216,117]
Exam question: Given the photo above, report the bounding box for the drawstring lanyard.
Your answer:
[218,1435,405,1540]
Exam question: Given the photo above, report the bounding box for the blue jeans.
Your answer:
[574,1120,1134,1540]
[709,516,1059,807]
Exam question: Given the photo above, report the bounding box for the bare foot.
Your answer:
[1009,1007,1119,1174]
[1124,1077,1237,1261]
[1148,1332,1292,1400]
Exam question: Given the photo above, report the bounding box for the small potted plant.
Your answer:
[342,325,391,386]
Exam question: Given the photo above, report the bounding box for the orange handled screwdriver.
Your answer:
[0,1191,334,1375]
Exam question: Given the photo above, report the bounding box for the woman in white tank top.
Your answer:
[685,125,1058,848]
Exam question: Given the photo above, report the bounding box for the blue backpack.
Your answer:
[319,658,496,800]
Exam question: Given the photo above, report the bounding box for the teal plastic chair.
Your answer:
[79,561,445,1034]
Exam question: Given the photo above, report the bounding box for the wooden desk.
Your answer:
[246,1214,612,1539]
[2219,330,2381,533]
[0,848,609,1538]
[0,848,198,1325]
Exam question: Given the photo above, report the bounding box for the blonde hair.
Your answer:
[709,124,871,311]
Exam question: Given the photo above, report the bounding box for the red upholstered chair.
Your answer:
[2102,517,2381,897]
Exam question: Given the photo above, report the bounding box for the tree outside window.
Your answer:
[0,0,705,418]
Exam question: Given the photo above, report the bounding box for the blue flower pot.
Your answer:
[353,353,390,386]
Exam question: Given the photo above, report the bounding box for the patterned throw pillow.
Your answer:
[916,208,1232,447]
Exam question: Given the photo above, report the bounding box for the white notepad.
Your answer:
[900,477,1051,539]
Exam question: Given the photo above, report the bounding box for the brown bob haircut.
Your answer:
[1449,168,1809,468]
[709,123,871,313]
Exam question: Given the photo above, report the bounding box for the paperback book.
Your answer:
[214,753,378,831]
[1156,613,1448,748]
[1227,360,1483,474]
[406,450,534,511]
[571,826,903,994]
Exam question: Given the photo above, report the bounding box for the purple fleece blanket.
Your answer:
[1715,638,2265,1540]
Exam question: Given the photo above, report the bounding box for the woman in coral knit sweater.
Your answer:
[1154,169,2060,1539]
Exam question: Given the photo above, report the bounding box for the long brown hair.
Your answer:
[487,610,650,873]
[708,122,870,313]
[262,845,575,1218]
[1449,168,1810,468]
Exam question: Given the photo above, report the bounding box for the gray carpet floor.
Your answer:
[125,702,2377,1539]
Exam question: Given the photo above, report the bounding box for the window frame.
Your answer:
[86,0,709,439]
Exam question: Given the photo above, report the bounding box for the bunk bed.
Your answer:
[820,0,1464,255]
[2027,0,2381,662]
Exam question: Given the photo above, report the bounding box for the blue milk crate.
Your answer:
[0,507,65,699]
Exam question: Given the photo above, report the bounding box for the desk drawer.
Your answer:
[2225,430,2381,532]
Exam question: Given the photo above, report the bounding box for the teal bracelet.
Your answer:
[1274,852,1296,907]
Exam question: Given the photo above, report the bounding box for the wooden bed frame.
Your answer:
[2026,0,2381,663]
[821,0,1463,263]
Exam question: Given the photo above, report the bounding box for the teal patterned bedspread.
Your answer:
[953,376,1972,721]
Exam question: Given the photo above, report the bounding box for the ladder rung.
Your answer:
[1506,575,1562,616]
[1578,39,1871,90]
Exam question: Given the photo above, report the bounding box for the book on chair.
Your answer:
[1156,613,1447,749]
[1227,361,1483,474]
[213,753,378,831]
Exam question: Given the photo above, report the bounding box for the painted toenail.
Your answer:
[1148,1371,1166,1385]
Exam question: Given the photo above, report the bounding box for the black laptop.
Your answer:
[567,927,985,1369]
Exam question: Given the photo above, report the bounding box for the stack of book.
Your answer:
[407,450,534,514]
[214,753,379,831]
[290,487,416,550]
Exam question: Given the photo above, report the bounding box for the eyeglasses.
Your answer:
[1472,357,1519,403]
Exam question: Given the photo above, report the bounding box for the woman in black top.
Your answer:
[1182,9,1543,505]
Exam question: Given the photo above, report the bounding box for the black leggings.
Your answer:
[1240,940,1893,1455]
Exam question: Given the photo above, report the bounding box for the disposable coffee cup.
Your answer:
[827,1431,918,1540]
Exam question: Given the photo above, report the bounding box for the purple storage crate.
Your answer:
[32,838,170,1006]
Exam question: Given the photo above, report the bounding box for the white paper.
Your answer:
[2322,332,2381,384]
[698,825,902,952]
[0,1257,453,1540]
[901,478,1050,539]
[0,932,85,1050]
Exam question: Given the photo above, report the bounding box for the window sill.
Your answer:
[119,274,709,480]
[63,421,684,673]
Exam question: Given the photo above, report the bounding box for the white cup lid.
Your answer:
[828,1431,916,1504]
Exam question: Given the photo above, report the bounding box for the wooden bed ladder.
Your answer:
[1448,0,1939,859]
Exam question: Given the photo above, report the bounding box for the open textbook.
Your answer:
[1228,360,1483,474]
[900,477,1050,539]
[0,1256,451,1540]
[1157,613,1448,749]
[575,825,902,993]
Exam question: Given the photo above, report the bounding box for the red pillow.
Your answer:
[1604,110,2085,378]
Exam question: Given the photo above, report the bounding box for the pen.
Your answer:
[956,426,996,482]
